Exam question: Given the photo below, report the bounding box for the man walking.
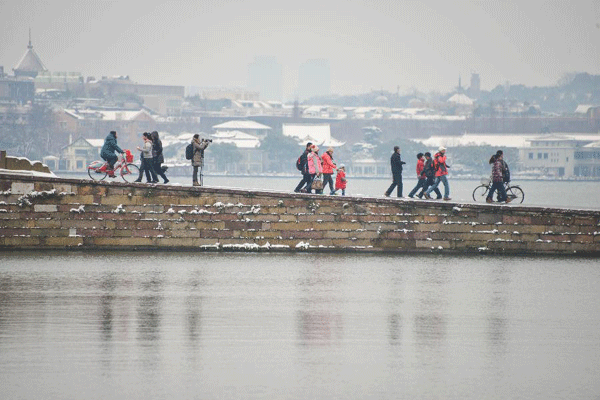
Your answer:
[408,152,427,198]
[294,142,313,193]
[384,146,406,197]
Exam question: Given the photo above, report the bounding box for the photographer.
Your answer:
[191,134,211,186]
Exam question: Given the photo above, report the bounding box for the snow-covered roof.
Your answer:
[14,44,47,73]
[212,120,272,130]
[575,104,599,114]
[447,93,474,105]
[282,123,345,147]
[211,130,260,148]
[86,139,104,148]
[64,109,154,121]
[583,141,600,148]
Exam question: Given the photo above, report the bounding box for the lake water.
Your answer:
[2,252,600,399]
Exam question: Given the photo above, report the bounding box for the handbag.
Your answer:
[311,176,323,190]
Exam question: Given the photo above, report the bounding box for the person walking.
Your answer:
[424,146,451,201]
[322,147,337,195]
[486,152,512,203]
[307,145,323,194]
[294,142,313,193]
[150,131,169,184]
[408,153,427,198]
[191,134,210,186]
[419,152,442,199]
[100,130,124,178]
[384,146,406,197]
[332,164,347,195]
[135,132,155,183]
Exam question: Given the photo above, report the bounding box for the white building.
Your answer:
[282,123,345,147]
[519,134,600,178]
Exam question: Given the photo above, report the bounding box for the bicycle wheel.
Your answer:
[88,166,107,181]
[120,163,140,183]
[506,186,524,204]
[472,185,489,202]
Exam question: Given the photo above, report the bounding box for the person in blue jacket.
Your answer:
[100,131,124,177]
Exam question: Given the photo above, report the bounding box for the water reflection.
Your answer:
[486,265,509,357]
[296,258,343,346]
[136,271,164,371]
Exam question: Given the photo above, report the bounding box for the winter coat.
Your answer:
[100,132,123,159]
[191,139,209,167]
[141,140,153,159]
[299,150,310,174]
[390,152,405,175]
[307,152,322,175]
[335,170,347,190]
[416,158,425,178]
[321,152,336,174]
[492,159,504,182]
[422,158,435,178]
[434,152,448,177]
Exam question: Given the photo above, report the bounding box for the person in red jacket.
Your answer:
[408,153,427,198]
[424,146,451,200]
[322,147,337,195]
[332,164,347,195]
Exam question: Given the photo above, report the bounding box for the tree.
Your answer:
[209,143,241,172]
[259,131,302,173]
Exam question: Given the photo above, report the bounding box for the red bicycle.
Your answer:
[87,150,139,182]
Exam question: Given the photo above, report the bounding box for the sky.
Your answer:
[1,0,599,100]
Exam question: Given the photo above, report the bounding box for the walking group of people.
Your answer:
[386,145,451,201]
[294,142,347,195]
[134,131,169,184]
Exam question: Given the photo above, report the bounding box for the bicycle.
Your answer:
[472,177,524,204]
[87,150,140,183]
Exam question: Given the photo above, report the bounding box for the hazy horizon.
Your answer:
[1,0,599,100]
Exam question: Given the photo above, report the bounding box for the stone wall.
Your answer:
[0,150,51,173]
[1,173,599,255]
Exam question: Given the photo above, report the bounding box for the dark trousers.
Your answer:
[408,178,427,197]
[385,173,403,197]
[423,176,442,198]
[193,165,203,185]
[153,157,168,182]
[294,173,312,192]
[323,173,334,193]
[140,157,155,182]
[488,181,507,202]
[102,154,117,170]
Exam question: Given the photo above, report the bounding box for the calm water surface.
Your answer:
[1,252,599,399]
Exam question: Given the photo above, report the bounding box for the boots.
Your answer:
[193,181,200,186]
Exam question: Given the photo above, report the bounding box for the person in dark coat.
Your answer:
[419,152,442,199]
[100,131,124,177]
[150,131,169,184]
[191,134,210,186]
[384,146,406,197]
[294,142,313,193]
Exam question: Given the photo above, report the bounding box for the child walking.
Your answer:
[332,164,347,195]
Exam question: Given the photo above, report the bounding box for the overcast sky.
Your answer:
[1,0,599,99]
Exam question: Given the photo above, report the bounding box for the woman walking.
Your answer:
[486,152,512,203]
[307,145,323,194]
[322,147,337,195]
[135,132,156,183]
[150,131,169,184]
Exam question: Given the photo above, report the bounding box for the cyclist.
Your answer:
[486,152,512,203]
[100,130,124,178]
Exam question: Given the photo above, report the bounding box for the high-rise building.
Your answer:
[298,59,330,101]
[469,73,481,99]
[248,56,282,101]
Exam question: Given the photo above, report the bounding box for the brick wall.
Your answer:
[1,173,599,255]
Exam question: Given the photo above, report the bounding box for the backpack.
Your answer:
[296,154,303,171]
[185,143,194,160]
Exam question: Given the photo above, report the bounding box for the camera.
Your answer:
[202,138,213,143]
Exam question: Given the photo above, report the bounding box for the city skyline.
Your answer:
[1,0,599,100]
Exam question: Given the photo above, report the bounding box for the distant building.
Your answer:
[298,59,331,101]
[282,123,345,147]
[212,120,272,139]
[468,73,480,99]
[43,137,102,172]
[13,30,47,79]
[248,56,282,101]
[519,134,600,178]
